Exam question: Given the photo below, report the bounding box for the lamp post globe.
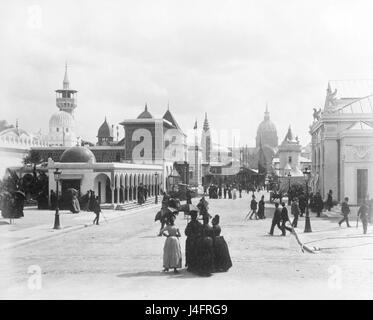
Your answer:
[287,172,292,205]
[53,168,62,230]
[303,167,312,233]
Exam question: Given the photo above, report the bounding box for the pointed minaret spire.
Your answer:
[203,112,210,132]
[16,119,19,135]
[63,61,69,90]
[145,103,148,111]
[264,103,270,121]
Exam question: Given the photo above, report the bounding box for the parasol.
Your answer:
[166,207,178,214]
[67,188,79,195]
[14,190,26,198]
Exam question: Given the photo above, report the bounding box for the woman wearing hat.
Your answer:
[160,214,182,273]
[211,215,232,272]
[194,214,215,276]
[184,210,203,272]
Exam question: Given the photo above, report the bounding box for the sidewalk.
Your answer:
[0,203,161,251]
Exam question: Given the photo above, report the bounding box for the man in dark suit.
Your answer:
[269,202,283,235]
[280,202,293,236]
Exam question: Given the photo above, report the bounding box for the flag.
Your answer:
[193,120,197,130]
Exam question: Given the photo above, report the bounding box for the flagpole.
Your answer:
[194,119,198,188]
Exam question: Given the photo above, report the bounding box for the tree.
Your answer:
[23,149,43,168]
[0,170,25,222]
[0,120,14,132]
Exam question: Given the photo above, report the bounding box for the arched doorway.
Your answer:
[94,173,111,204]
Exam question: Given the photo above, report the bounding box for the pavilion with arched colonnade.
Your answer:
[47,146,163,207]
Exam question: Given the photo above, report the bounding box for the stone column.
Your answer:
[111,187,115,205]
[116,187,120,205]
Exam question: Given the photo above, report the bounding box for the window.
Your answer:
[56,128,59,132]
[288,156,292,163]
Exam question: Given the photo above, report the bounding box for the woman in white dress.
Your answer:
[160,215,182,273]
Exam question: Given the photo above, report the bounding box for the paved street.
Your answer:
[1,192,373,300]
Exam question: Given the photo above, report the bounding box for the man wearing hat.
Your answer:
[269,201,283,235]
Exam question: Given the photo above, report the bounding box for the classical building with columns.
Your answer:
[310,80,373,205]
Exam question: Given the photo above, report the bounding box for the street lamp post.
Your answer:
[155,172,159,204]
[287,172,292,205]
[53,168,62,230]
[303,167,312,233]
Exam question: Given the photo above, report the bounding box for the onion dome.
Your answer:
[49,111,75,129]
[97,117,113,138]
[137,104,153,119]
[60,146,96,163]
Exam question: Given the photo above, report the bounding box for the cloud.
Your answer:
[1,0,373,146]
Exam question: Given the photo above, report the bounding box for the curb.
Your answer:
[0,203,161,251]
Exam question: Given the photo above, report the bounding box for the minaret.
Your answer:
[55,63,78,117]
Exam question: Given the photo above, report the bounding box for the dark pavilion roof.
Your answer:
[60,146,96,163]
[163,108,181,130]
[137,104,153,119]
[97,117,113,138]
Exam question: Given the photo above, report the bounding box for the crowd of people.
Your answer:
[205,183,259,200]
[159,193,232,276]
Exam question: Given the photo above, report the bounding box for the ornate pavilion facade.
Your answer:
[310,80,373,205]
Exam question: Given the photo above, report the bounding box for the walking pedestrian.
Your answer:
[186,188,192,205]
[280,202,293,236]
[298,193,306,217]
[223,186,227,199]
[247,195,258,220]
[339,197,351,227]
[326,190,333,211]
[93,196,101,225]
[269,202,283,235]
[291,197,300,228]
[357,199,369,234]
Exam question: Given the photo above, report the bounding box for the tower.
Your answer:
[201,112,211,163]
[55,63,78,116]
[48,63,77,147]
[256,104,278,149]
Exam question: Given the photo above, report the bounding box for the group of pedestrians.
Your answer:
[205,184,245,200]
[159,206,232,276]
[268,201,294,236]
[245,194,266,220]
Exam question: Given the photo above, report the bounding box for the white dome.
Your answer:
[49,111,75,129]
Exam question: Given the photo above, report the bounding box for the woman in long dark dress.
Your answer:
[184,210,202,272]
[195,214,215,276]
[211,215,232,272]
[258,195,266,219]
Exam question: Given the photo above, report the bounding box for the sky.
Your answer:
[1,0,373,147]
